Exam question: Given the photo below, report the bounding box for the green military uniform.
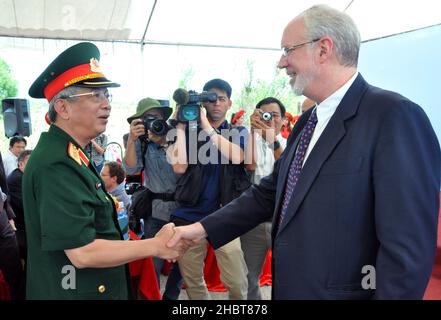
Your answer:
[23,125,130,299]
[24,42,130,299]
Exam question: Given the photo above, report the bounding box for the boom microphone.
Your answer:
[172,88,189,105]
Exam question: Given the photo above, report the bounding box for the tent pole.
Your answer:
[140,0,158,50]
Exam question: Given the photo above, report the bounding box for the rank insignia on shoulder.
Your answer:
[67,142,90,167]
[78,148,90,167]
[67,142,82,166]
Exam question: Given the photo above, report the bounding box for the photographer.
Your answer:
[242,97,286,300]
[123,98,183,300]
[85,133,107,173]
[169,79,250,300]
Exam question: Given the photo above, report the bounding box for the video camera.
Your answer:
[172,89,218,122]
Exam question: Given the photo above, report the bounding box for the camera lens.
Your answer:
[262,112,272,121]
[151,120,167,136]
[142,118,169,136]
[182,105,200,121]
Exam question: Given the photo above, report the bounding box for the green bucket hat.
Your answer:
[127,98,173,123]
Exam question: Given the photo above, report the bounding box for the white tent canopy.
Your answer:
[1,0,440,49]
[1,0,440,148]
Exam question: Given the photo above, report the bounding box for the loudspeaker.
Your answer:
[2,98,32,137]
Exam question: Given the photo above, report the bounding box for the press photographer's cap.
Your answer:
[203,78,232,98]
[127,97,173,124]
[29,42,120,102]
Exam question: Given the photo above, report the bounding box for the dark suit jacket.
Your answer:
[7,168,24,231]
[201,74,441,299]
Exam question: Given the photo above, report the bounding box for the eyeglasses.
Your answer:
[281,38,320,57]
[67,90,112,103]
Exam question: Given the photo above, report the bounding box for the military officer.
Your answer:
[24,42,184,299]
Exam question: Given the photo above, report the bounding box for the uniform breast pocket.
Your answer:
[93,192,116,233]
[319,156,364,176]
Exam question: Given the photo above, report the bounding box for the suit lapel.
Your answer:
[275,74,370,235]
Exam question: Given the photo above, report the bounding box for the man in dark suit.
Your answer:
[168,4,441,299]
[0,152,25,300]
[7,149,32,262]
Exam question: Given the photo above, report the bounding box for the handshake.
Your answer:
[153,222,208,262]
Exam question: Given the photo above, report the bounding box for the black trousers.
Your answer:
[15,230,27,263]
[0,235,25,300]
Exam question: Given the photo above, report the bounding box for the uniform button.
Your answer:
[98,285,106,293]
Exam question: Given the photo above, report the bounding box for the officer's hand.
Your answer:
[128,119,146,142]
[167,223,207,249]
[154,223,188,261]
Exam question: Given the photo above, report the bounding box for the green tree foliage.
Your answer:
[0,57,19,149]
[178,66,195,90]
[232,59,303,124]
[0,57,18,101]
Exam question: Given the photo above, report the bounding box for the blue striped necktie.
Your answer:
[278,109,318,227]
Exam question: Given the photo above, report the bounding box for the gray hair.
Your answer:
[18,149,32,163]
[48,86,81,122]
[302,5,361,67]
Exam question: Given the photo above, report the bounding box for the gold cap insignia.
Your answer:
[90,57,102,73]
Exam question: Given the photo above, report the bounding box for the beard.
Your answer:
[290,57,318,96]
[290,74,308,96]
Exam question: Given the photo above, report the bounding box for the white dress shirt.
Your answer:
[303,72,359,165]
[2,149,18,177]
[253,134,286,185]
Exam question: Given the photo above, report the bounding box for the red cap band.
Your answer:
[43,63,104,102]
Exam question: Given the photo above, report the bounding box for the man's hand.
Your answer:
[167,222,208,250]
[199,107,212,131]
[171,105,180,120]
[154,223,188,261]
[128,119,146,142]
[9,219,17,232]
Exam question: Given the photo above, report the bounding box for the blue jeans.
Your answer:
[144,216,183,300]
